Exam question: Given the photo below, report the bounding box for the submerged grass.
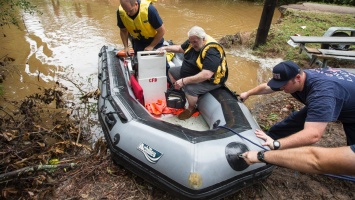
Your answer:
[250,9,355,65]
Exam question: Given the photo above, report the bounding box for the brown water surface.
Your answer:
[1,0,282,108]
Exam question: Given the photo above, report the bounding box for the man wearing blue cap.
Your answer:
[240,60,355,151]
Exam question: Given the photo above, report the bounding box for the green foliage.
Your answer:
[0,0,39,28]
[259,123,271,131]
[275,0,355,6]
[267,113,279,121]
[252,9,355,63]
[257,113,280,131]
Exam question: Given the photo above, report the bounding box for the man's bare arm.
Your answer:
[240,83,275,101]
[145,25,165,51]
[254,122,327,150]
[158,44,184,53]
[279,122,327,149]
[120,28,130,54]
[243,146,355,175]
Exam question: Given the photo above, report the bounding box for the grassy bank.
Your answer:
[249,8,355,67]
[234,7,355,131]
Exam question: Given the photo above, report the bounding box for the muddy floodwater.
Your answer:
[1,0,282,108]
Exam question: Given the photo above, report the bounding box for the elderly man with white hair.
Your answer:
[158,26,228,120]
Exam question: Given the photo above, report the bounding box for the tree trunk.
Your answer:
[254,0,278,49]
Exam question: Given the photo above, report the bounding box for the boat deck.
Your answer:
[160,114,209,131]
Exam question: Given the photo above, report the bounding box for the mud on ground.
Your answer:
[56,95,355,200]
[1,78,354,200]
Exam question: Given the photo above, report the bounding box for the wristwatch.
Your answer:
[273,140,281,150]
[257,151,267,163]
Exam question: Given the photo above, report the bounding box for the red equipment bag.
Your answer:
[130,75,144,105]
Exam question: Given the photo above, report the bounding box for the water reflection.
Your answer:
[50,0,60,16]
[156,0,271,43]
[1,0,281,104]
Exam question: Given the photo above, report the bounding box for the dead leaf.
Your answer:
[22,132,31,141]
[2,187,18,198]
[27,191,34,196]
[95,88,101,96]
[1,132,16,141]
[66,109,72,116]
[37,142,46,148]
[55,148,64,154]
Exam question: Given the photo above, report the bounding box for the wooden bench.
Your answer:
[304,48,355,67]
[290,36,355,43]
[290,36,355,67]
[290,36,355,54]
[318,49,355,57]
[310,54,355,67]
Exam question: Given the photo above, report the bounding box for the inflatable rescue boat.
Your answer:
[97,45,274,199]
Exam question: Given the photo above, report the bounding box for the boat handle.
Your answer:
[104,113,116,128]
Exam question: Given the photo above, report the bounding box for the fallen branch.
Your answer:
[0,107,15,121]
[0,163,77,182]
[261,182,276,200]
[55,141,92,152]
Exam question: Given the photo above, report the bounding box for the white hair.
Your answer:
[187,26,206,39]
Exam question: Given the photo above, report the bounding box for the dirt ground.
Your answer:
[2,73,354,200]
[52,94,355,200]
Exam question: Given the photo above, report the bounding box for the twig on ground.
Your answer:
[261,182,276,200]
[0,163,77,182]
[0,107,15,121]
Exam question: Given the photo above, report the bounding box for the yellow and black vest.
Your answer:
[185,35,228,84]
[118,0,157,40]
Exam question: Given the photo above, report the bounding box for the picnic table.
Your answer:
[290,36,355,53]
[289,27,355,67]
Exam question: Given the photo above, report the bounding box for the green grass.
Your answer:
[250,9,355,66]
[267,113,279,121]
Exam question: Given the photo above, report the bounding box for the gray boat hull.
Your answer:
[97,45,274,199]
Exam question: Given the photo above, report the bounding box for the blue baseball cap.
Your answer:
[267,61,300,89]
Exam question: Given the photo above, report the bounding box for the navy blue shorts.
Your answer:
[132,38,164,54]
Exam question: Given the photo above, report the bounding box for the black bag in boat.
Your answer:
[165,86,186,109]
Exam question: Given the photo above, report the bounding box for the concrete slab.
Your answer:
[280,3,355,15]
